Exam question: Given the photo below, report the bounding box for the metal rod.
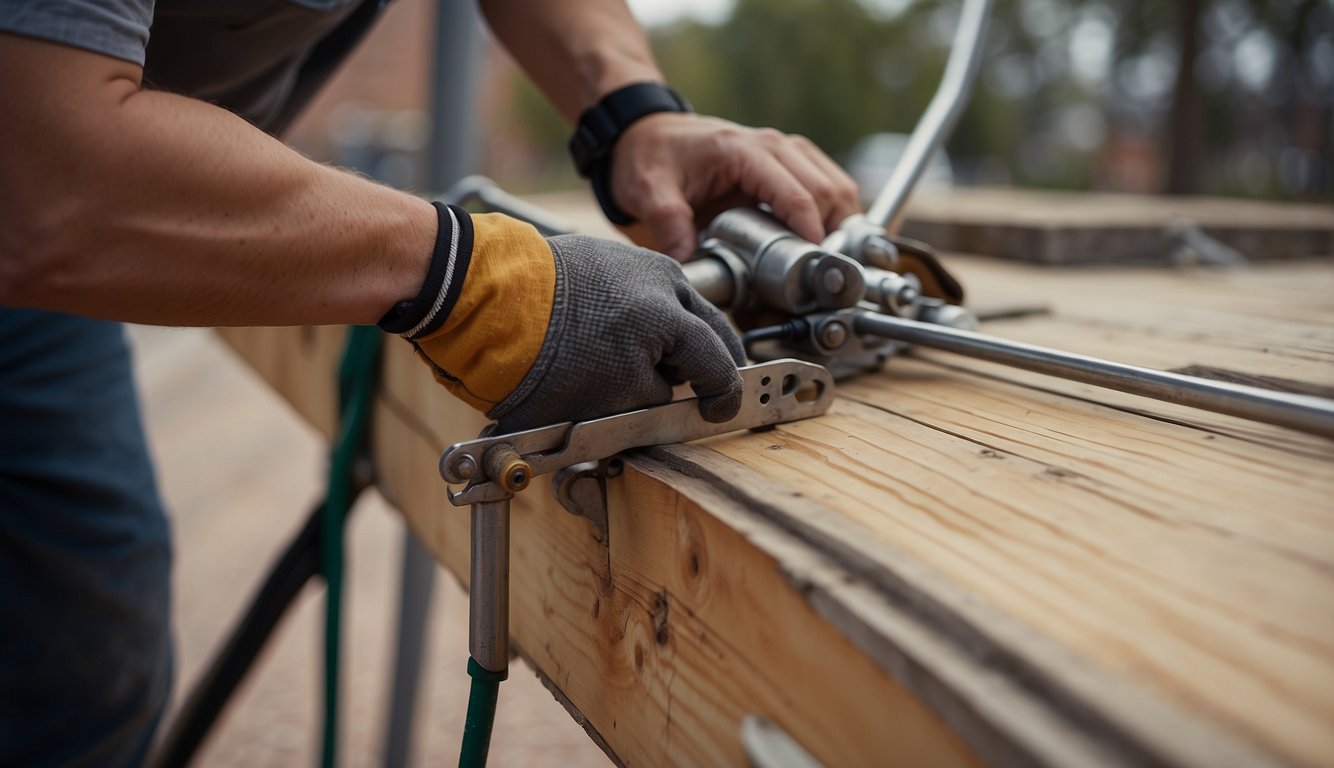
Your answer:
[853,312,1334,439]
[469,499,511,673]
[443,175,575,237]
[382,532,436,768]
[683,257,738,307]
[864,0,993,229]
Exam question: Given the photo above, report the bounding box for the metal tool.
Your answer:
[665,0,1334,440]
[433,0,1330,763]
[682,215,1334,438]
[439,360,834,763]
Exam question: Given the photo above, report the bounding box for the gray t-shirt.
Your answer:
[1,0,365,129]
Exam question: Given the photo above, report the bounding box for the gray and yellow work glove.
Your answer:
[379,203,746,433]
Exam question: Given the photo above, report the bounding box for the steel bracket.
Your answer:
[552,458,624,543]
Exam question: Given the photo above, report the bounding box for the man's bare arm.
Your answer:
[477,0,662,122]
[479,0,861,260]
[0,33,434,327]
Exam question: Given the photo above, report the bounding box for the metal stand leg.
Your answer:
[382,529,438,768]
[460,498,511,767]
[382,0,484,761]
[468,499,511,673]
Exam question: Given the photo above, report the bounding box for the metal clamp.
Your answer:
[441,360,835,504]
[438,359,836,677]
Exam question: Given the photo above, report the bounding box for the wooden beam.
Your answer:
[215,211,1334,767]
[219,325,981,765]
[900,188,1334,265]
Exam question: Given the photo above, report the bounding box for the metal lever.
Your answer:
[865,0,993,230]
[441,360,835,502]
[442,174,575,236]
[825,0,994,261]
[853,312,1334,439]
[438,358,835,722]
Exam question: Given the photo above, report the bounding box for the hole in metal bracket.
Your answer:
[794,379,824,404]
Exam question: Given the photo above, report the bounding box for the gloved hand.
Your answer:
[378,203,745,433]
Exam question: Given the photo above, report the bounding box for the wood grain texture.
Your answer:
[216,328,981,766]
[900,188,1334,265]
[216,229,1334,766]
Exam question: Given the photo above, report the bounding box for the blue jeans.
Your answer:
[0,308,173,767]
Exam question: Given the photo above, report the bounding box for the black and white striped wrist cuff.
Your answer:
[377,202,475,339]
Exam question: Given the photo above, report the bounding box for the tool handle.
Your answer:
[854,312,1334,439]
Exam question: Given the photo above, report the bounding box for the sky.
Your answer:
[626,0,734,27]
[626,0,920,27]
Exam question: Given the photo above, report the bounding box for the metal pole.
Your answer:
[853,312,1334,439]
[381,535,437,768]
[469,500,511,673]
[383,3,484,766]
[865,0,993,229]
[425,0,483,192]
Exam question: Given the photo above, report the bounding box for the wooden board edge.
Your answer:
[648,444,1291,768]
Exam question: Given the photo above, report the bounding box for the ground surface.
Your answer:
[129,325,610,767]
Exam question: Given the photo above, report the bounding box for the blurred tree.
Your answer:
[502,0,1332,200]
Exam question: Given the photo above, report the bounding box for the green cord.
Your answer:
[459,657,508,768]
[321,325,383,768]
[318,327,511,768]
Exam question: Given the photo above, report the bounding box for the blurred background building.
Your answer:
[286,0,1334,203]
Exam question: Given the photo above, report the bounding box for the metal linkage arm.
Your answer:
[865,0,994,230]
[853,313,1334,439]
[439,359,836,766]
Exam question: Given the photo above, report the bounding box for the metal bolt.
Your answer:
[860,235,897,268]
[453,454,477,480]
[821,266,846,295]
[484,443,531,494]
[818,320,848,350]
[895,284,920,310]
[507,465,529,490]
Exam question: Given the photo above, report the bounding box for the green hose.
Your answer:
[321,325,383,768]
[459,657,509,768]
[320,326,511,768]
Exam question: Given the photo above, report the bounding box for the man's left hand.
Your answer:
[610,112,862,261]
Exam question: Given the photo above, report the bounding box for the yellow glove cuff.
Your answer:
[413,213,556,412]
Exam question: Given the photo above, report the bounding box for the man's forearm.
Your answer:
[479,0,664,121]
[0,34,434,327]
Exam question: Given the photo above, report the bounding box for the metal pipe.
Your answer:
[469,499,511,673]
[442,175,575,237]
[382,535,435,768]
[704,208,865,312]
[683,257,739,307]
[853,313,1334,439]
[864,0,993,229]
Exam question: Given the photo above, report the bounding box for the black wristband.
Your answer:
[377,202,474,339]
[568,82,691,225]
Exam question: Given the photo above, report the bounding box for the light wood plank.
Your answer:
[219,327,983,766]
[900,188,1334,265]
[215,239,1334,767]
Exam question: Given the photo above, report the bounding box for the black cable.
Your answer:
[741,318,809,357]
[146,501,326,768]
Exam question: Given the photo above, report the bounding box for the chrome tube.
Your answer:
[853,313,1334,439]
[864,0,994,229]
[469,499,511,673]
[443,175,575,237]
[683,257,741,308]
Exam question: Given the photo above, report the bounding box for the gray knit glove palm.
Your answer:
[489,235,746,433]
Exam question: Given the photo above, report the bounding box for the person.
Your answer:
[0,0,861,764]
